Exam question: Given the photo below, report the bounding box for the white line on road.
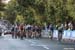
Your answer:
[26,39,50,50]
[30,44,50,50]
[31,43,35,46]
[42,45,49,50]
[27,40,36,44]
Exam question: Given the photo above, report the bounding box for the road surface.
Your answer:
[0,35,75,50]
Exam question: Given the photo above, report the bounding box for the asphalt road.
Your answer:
[0,35,75,50]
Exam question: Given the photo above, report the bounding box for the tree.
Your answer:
[3,0,75,25]
[0,0,5,11]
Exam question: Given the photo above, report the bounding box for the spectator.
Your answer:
[58,24,64,41]
[68,21,73,30]
[49,24,54,39]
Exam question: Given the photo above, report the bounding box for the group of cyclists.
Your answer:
[11,23,42,40]
[4,21,74,41]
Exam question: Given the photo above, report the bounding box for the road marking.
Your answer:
[31,43,35,46]
[26,39,50,50]
[27,40,36,44]
[30,44,49,50]
[42,45,49,50]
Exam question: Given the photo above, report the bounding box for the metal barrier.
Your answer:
[42,30,75,40]
[62,30,71,39]
[62,30,75,40]
[53,30,58,40]
[41,30,50,38]
[53,30,75,42]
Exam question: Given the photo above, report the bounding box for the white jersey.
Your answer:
[25,24,31,29]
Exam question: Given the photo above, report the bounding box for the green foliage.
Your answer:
[0,0,75,25]
[0,0,5,11]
